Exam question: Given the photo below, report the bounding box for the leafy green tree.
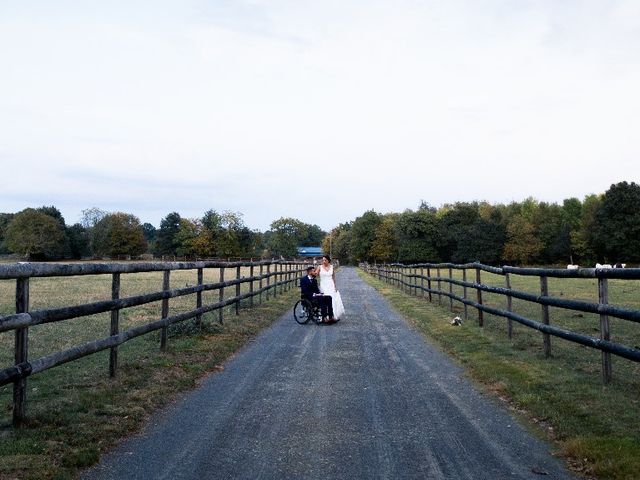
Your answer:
[142,223,157,245]
[268,217,325,258]
[66,223,90,259]
[37,205,66,228]
[570,194,601,264]
[533,202,567,264]
[370,214,400,263]
[562,198,583,264]
[453,218,505,264]
[396,209,439,263]
[350,211,382,262]
[92,212,147,257]
[502,215,543,265]
[0,213,15,254]
[269,217,302,257]
[5,208,66,259]
[323,223,353,264]
[156,212,182,256]
[175,218,201,257]
[592,181,640,263]
[434,203,480,261]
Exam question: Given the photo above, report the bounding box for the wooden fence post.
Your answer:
[13,277,29,427]
[267,263,272,300]
[462,268,468,320]
[540,276,551,358]
[420,267,425,298]
[505,273,513,340]
[109,273,120,378]
[219,266,225,324]
[196,268,203,328]
[235,266,241,315]
[437,267,442,305]
[274,263,278,298]
[476,267,484,327]
[259,264,264,304]
[161,270,170,350]
[286,263,290,291]
[599,277,612,383]
[249,264,254,308]
[427,267,432,302]
[449,267,454,312]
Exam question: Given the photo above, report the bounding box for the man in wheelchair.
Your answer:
[300,266,335,324]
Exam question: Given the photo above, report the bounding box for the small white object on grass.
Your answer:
[450,316,463,326]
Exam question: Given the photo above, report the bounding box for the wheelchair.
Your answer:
[293,297,323,325]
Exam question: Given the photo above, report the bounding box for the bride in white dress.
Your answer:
[316,255,345,321]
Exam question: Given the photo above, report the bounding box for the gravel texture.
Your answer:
[82,267,576,479]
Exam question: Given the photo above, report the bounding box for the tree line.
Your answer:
[324,181,640,266]
[0,207,325,261]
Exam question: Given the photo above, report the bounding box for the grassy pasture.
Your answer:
[0,263,297,479]
[364,268,640,479]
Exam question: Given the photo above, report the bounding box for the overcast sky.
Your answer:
[1,0,639,231]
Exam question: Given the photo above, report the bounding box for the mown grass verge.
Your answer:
[358,269,640,480]
[0,288,298,480]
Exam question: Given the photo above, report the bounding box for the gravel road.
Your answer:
[83,267,575,480]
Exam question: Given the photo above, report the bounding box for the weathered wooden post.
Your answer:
[598,277,612,383]
[437,267,442,305]
[505,273,513,340]
[448,267,454,312]
[196,267,203,328]
[286,263,290,291]
[274,263,278,298]
[110,273,120,377]
[427,267,432,302]
[462,268,468,320]
[161,270,170,350]
[540,276,551,358]
[259,264,264,304]
[249,264,254,308]
[266,263,271,300]
[235,265,241,315]
[13,277,29,427]
[420,267,425,297]
[219,266,225,324]
[476,267,484,327]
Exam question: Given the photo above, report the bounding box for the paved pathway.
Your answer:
[83,267,575,479]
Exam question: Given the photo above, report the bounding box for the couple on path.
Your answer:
[300,255,345,324]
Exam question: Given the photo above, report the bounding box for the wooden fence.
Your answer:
[362,262,640,384]
[0,260,307,427]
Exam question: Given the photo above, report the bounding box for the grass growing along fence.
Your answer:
[358,267,640,479]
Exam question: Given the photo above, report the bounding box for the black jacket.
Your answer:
[300,275,320,301]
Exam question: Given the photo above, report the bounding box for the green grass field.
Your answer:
[0,263,298,480]
[361,268,640,480]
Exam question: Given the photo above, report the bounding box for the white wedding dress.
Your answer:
[318,265,345,319]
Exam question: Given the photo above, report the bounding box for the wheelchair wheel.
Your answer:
[293,299,313,325]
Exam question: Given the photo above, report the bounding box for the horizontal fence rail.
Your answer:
[0,259,309,427]
[361,262,640,385]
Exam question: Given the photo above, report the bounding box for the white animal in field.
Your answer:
[450,316,463,326]
[567,264,579,270]
[595,263,612,269]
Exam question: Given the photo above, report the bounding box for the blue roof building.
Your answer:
[297,246,323,257]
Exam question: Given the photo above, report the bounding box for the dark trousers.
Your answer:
[313,295,334,318]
